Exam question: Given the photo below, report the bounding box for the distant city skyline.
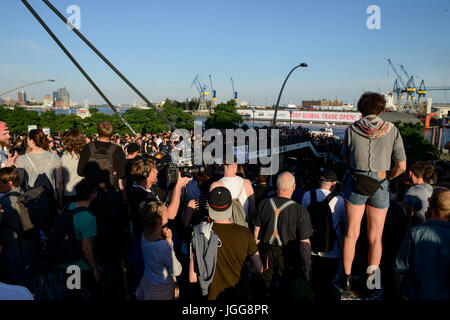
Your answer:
[1,0,449,105]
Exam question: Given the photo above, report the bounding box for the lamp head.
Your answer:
[299,63,308,67]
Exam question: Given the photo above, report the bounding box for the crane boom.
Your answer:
[209,74,217,101]
[230,77,238,102]
[398,64,416,92]
[385,58,406,88]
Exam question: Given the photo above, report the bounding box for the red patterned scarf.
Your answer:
[351,115,393,139]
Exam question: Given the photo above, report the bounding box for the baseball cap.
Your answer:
[208,187,233,221]
[319,169,338,182]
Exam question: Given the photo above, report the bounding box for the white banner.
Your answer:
[238,109,362,124]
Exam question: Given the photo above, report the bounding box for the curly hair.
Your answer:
[63,128,86,155]
[357,92,386,116]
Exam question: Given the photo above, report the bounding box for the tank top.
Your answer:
[219,176,249,216]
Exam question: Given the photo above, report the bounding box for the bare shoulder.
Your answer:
[244,178,254,192]
[210,180,224,191]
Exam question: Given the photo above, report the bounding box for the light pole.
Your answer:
[0,79,55,97]
[252,108,256,128]
[272,63,308,128]
[289,109,294,128]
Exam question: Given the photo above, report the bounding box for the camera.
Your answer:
[167,164,206,181]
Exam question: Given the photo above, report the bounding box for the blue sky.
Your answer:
[1,0,449,105]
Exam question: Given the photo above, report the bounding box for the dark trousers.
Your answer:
[311,255,339,301]
[253,243,302,300]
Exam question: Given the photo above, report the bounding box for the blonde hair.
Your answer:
[131,158,157,183]
[138,201,165,233]
[97,121,114,138]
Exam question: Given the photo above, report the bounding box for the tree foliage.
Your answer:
[394,121,439,161]
[0,103,194,135]
[205,100,243,129]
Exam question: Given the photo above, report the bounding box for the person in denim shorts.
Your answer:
[340,92,407,291]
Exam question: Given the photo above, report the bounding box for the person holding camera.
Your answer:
[129,158,191,227]
[340,92,407,292]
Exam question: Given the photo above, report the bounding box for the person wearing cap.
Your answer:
[301,169,346,301]
[210,156,256,227]
[0,122,17,168]
[189,186,263,300]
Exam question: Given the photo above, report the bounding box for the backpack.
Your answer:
[46,205,88,264]
[5,188,51,243]
[306,190,337,253]
[86,143,117,188]
[230,180,248,228]
[24,154,58,231]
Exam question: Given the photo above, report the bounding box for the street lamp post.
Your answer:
[272,63,308,128]
[0,79,55,97]
[252,108,256,128]
[289,109,294,128]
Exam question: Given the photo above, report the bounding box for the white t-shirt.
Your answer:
[219,176,249,218]
[0,282,34,300]
[301,188,346,259]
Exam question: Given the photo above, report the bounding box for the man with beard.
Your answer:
[0,122,17,169]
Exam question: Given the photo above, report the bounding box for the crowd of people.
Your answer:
[0,92,449,301]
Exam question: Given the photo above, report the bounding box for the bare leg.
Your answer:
[366,205,388,268]
[342,201,366,275]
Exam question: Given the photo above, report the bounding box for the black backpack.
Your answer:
[24,155,58,231]
[85,143,117,188]
[46,205,88,264]
[307,190,337,253]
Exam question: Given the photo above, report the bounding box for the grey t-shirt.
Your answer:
[403,183,434,224]
[16,152,62,192]
[61,152,83,196]
[341,124,406,172]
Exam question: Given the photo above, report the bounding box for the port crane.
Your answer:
[209,74,217,107]
[191,74,208,110]
[230,77,238,103]
[385,58,407,110]
[386,60,450,108]
[417,81,450,103]
[398,64,417,104]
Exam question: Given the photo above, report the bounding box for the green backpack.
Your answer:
[229,181,248,228]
